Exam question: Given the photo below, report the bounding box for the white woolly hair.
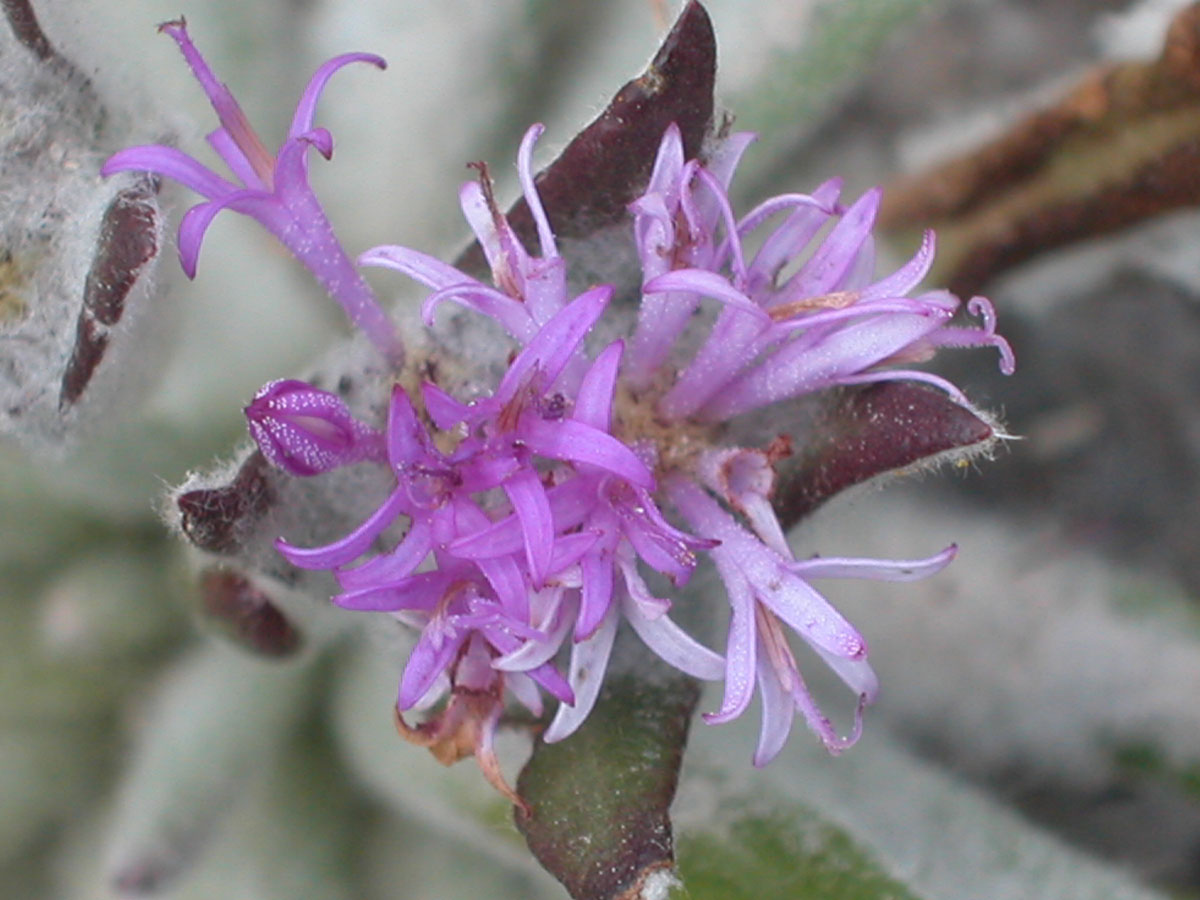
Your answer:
[0,3,171,452]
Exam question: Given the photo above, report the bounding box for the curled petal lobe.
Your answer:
[517,124,557,260]
[276,486,408,570]
[289,52,387,139]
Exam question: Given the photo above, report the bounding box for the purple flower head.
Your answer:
[630,128,1015,422]
[245,379,385,476]
[262,121,1012,786]
[101,19,401,364]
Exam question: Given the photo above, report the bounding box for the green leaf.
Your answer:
[516,668,699,900]
[675,804,921,900]
[674,688,1173,900]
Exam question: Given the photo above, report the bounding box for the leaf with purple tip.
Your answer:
[775,381,996,528]
[458,1,716,280]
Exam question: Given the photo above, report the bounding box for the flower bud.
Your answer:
[245,379,383,476]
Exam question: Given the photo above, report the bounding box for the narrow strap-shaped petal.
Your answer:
[420,381,474,431]
[103,146,238,200]
[627,286,700,386]
[792,670,868,756]
[495,285,612,404]
[548,531,601,573]
[660,301,770,421]
[752,648,796,767]
[643,269,768,318]
[778,187,882,302]
[159,20,275,183]
[272,133,323,199]
[614,487,708,584]
[517,124,557,259]
[398,628,469,710]
[458,180,531,291]
[842,232,876,292]
[575,547,615,641]
[858,230,936,301]
[573,341,624,431]
[176,200,228,280]
[525,660,575,706]
[492,592,573,672]
[336,520,433,590]
[645,122,685,197]
[543,603,620,743]
[522,256,569,328]
[385,385,436,468]
[764,297,944,337]
[520,417,653,489]
[747,178,842,293]
[736,189,837,244]
[790,545,957,581]
[446,512,524,559]
[449,486,601,561]
[333,570,447,611]
[360,244,474,290]
[503,467,554,586]
[672,474,867,664]
[477,555,531,621]
[631,192,676,279]
[617,555,671,620]
[702,130,757,193]
[622,591,724,680]
[702,565,757,724]
[966,296,1016,371]
[177,188,290,278]
[701,311,944,420]
[754,567,867,661]
[206,127,267,191]
[301,127,334,160]
[276,484,408,569]
[694,165,748,283]
[289,52,387,139]
[419,283,536,341]
[922,295,1017,374]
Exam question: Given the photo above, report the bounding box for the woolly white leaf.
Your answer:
[677,708,1170,900]
[104,642,313,896]
[329,642,564,899]
[0,1,169,450]
[804,492,1200,793]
